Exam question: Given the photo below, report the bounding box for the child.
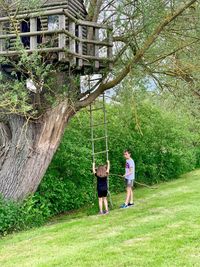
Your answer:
[93,160,110,215]
[120,149,135,208]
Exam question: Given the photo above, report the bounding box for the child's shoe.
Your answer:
[128,202,134,207]
[98,211,104,215]
[104,210,109,215]
[120,203,128,209]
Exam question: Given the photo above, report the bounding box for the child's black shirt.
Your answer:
[95,174,108,191]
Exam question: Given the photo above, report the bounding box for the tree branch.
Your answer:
[76,0,198,109]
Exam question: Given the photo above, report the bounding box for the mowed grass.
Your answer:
[0,170,200,267]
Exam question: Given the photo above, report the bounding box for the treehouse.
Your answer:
[0,0,113,73]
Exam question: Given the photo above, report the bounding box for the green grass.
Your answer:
[0,170,200,267]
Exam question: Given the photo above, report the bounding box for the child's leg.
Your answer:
[130,187,134,204]
[125,187,131,205]
[98,197,103,213]
[103,197,108,211]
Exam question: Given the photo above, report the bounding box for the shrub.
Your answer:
[0,195,51,236]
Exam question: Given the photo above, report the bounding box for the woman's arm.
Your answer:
[92,162,96,175]
[106,160,110,174]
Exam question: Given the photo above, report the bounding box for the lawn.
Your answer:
[0,169,200,267]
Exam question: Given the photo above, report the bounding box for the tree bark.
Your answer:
[0,101,74,200]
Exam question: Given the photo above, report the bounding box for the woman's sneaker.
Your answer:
[120,203,128,209]
[128,202,134,207]
[98,211,104,215]
[104,210,109,215]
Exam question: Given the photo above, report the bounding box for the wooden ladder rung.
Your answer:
[93,150,109,155]
[90,122,108,127]
[89,78,102,82]
[92,136,108,141]
[90,107,104,112]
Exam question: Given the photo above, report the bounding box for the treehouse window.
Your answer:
[37,19,42,44]
[48,15,59,30]
[21,18,42,48]
[21,19,30,48]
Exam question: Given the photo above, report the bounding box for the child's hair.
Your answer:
[96,165,107,177]
[124,149,131,154]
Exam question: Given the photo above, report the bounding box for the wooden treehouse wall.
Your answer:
[0,0,113,71]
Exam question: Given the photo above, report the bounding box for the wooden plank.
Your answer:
[0,47,65,56]
[0,47,113,64]
[66,51,113,62]
[30,18,37,50]
[0,30,111,47]
[0,30,63,39]
[68,20,76,66]
[0,8,112,30]
[78,19,112,30]
[107,28,113,69]
[63,10,112,29]
[58,14,66,61]
[0,23,3,52]
[77,25,83,68]
[0,9,65,22]
[9,3,68,15]
[94,28,100,69]
[67,0,87,18]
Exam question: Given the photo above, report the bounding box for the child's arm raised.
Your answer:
[92,162,96,175]
[106,160,110,174]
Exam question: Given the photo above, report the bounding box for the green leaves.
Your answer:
[0,78,34,116]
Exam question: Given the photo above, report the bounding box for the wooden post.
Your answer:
[30,18,37,50]
[77,25,83,69]
[94,27,100,69]
[0,23,4,52]
[68,20,76,66]
[87,26,94,56]
[107,28,113,69]
[58,14,66,61]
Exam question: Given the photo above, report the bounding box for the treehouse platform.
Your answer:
[0,0,113,73]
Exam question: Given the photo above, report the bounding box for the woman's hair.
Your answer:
[96,165,107,177]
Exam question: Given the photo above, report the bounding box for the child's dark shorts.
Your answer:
[98,189,108,198]
[125,179,134,188]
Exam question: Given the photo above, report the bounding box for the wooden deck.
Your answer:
[0,8,113,71]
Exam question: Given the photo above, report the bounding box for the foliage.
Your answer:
[0,195,50,236]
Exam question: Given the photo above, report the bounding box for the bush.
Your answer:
[0,195,51,236]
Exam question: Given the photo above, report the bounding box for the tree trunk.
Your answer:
[0,101,74,200]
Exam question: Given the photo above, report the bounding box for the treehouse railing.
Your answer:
[0,8,113,69]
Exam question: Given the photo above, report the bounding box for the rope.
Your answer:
[109,173,158,190]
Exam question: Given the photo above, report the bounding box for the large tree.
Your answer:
[0,0,199,200]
